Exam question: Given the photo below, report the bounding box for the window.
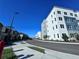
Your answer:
[64,12,67,15]
[70,33,74,37]
[54,34,55,38]
[60,24,64,28]
[70,13,73,16]
[67,25,72,29]
[5,28,8,33]
[75,14,77,17]
[55,18,56,21]
[52,20,53,23]
[51,15,53,17]
[57,11,61,14]
[57,34,59,38]
[54,12,55,14]
[64,16,76,22]
[53,27,54,30]
[46,25,48,27]
[56,25,58,29]
[72,19,74,22]
[64,16,70,22]
[74,25,77,29]
[59,17,62,21]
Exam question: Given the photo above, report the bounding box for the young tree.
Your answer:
[0,22,3,28]
[75,34,79,41]
[43,35,49,40]
[62,34,69,42]
[0,22,3,39]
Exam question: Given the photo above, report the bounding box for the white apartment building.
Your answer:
[35,31,41,39]
[41,6,79,41]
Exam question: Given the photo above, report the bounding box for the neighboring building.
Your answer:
[35,31,41,39]
[19,34,24,40]
[0,25,20,40]
[41,6,79,41]
[41,20,49,40]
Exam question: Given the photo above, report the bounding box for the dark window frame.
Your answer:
[56,25,58,29]
[75,14,77,17]
[70,13,73,16]
[57,34,59,38]
[51,15,53,17]
[64,12,67,15]
[55,18,56,21]
[60,24,64,28]
[53,27,54,30]
[57,11,61,14]
[59,17,62,21]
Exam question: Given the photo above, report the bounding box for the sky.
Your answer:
[0,0,79,37]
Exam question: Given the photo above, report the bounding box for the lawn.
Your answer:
[2,48,17,59]
[28,46,45,53]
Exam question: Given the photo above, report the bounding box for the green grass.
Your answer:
[2,48,17,59]
[28,46,45,53]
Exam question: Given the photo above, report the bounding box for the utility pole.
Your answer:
[10,12,19,30]
[7,12,19,44]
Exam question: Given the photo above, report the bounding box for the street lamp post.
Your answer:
[10,12,19,30]
[8,12,19,44]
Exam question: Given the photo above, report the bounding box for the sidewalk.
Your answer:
[25,41,79,59]
[12,42,56,59]
[12,41,79,59]
[35,39,79,45]
[45,49,79,59]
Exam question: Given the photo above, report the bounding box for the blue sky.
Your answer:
[0,0,79,37]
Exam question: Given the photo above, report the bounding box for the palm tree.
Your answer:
[0,22,3,29]
[0,22,3,40]
[62,34,69,42]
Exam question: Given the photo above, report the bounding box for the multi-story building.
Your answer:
[41,6,79,41]
[35,31,41,39]
[41,20,47,40]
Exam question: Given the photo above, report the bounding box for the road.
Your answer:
[27,40,79,56]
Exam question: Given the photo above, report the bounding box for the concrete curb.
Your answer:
[35,40,79,45]
[25,41,79,59]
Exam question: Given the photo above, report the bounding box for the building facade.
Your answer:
[41,6,79,41]
[35,31,41,39]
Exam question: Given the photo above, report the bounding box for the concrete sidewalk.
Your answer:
[45,49,79,59]
[25,41,79,59]
[12,45,43,59]
[12,41,79,59]
[12,42,57,59]
[35,39,79,45]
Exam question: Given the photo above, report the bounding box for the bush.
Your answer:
[75,34,79,41]
[62,34,69,42]
[43,35,49,40]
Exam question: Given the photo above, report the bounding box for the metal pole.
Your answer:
[10,15,15,30]
[10,12,19,32]
[8,12,19,44]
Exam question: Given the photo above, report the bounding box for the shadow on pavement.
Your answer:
[21,54,34,59]
[13,49,24,52]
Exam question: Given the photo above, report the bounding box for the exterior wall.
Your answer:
[41,6,79,41]
[35,31,41,39]
[64,16,79,34]
[41,20,47,40]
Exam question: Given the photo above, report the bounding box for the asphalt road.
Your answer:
[27,40,79,56]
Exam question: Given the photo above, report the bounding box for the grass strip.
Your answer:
[2,48,17,59]
[28,46,45,53]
